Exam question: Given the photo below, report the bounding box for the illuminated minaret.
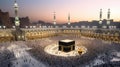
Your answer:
[68,13,70,25]
[53,12,56,25]
[13,0,24,41]
[14,0,20,29]
[107,9,110,25]
[99,9,102,24]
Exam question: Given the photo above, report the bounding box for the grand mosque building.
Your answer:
[0,0,120,67]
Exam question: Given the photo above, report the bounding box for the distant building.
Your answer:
[20,17,30,28]
[0,9,12,28]
[10,16,30,28]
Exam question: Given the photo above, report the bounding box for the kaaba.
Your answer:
[59,39,75,52]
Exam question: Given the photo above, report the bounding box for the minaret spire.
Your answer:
[107,9,110,20]
[107,8,110,25]
[53,11,56,25]
[68,13,70,25]
[99,9,102,24]
[14,0,20,28]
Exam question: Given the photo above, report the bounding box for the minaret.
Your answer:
[68,13,70,25]
[53,12,56,25]
[14,0,20,29]
[99,9,102,24]
[13,0,24,41]
[107,9,110,25]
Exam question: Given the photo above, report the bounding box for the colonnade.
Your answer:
[81,29,120,43]
[0,30,14,42]
[0,28,120,43]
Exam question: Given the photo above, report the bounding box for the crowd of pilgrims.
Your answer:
[25,36,120,67]
[0,42,15,67]
[0,36,120,67]
[25,38,88,67]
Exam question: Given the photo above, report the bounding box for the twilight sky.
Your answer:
[0,0,120,23]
